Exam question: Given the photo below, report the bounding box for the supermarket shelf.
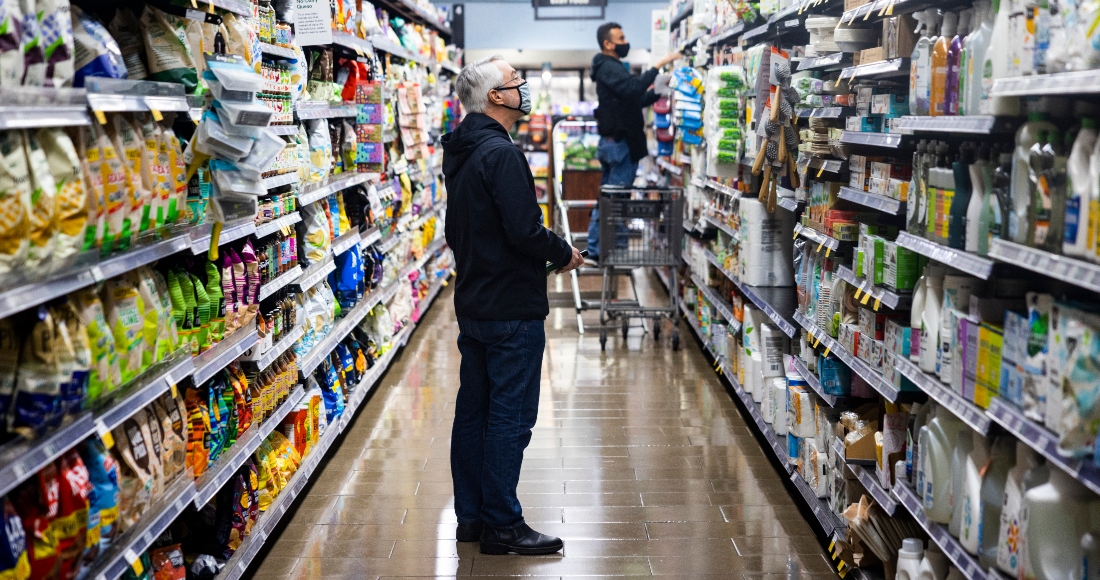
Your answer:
[190,218,256,255]
[0,230,191,320]
[988,239,1100,294]
[249,326,304,372]
[0,87,90,129]
[690,274,741,334]
[199,0,252,15]
[399,238,448,280]
[896,232,995,279]
[777,196,801,212]
[263,172,300,190]
[893,484,989,580]
[835,266,909,310]
[794,223,842,252]
[375,0,452,36]
[793,311,900,402]
[986,398,1100,498]
[991,69,1100,97]
[0,348,194,499]
[791,471,841,536]
[791,356,837,407]
[360,226,382,247]
[704,178,740,198]
[294,255,336,291]
[83,474,198,580]
[193,386,305,508]
[839,131,903,148]
[839,186,903,215]
[296,101,357,119]
[413,274,448,320]
[894,357,991,434]
[797,153,847,175]
[85,78,190,114]
[269,124,299,135]
[656,157,683,175]
[193,328,260,385]
[839,58,908,80]
[259,42,297,59]
[670,0,694,26]
[369,35,429,65]
[332,229,362,256]
[254,211,301,239]
[893,115,1014,135]
[331,31,373,55]
[298,172,376,206]
[849,464,897,515]
[702,214,738,239]
[258,265,302,301]
[740,22,770,43]
[796,107,852,119]
[702,250,798,337]
[377,231,400,254]
[709,20,748,45]
[797,52,849,71]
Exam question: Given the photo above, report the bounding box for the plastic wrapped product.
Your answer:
[79,438,119,560]
[138,6,197,93]
[220,14,260,72]
[56,450,90,580]
[148,545,185,580]
[109,116,153,233]
[13,463,60,579]
[106,8,145,80]
[70,289,120,401]
[0,130,32,276]
[183,385,209,477]
[54,302,90,418]
[48,304,77,421]
[89,122,133,252]
[38,0,72,87]
[10,306,62,436]
[155,389,187,483]
[17,0,44,86]
[304,119,332,183]
[0,0,25,86]
[0,497,30,580]
[206,261,225,343]
[190,272,211,353]
[23,130,56,269]
[36,128,89,258]
[101,277,146,384]
[70,6,125,87]
[159,125,187,224]
[0,317,16,422]
[112,415,155,531]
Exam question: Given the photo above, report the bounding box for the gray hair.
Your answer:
[456,55,505,114]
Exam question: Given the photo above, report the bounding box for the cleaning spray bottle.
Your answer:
[949,143,975,249]
[980,0,1021,116]
[968,144,991,253]
[931,12,957,117]
[910,140,929,234]
[919,266,945,374]
[1065,119,1098,256]
[930,142,953,243]
[990,148,1014,245]
[1039,129,1070,251]
[946,9,972,116]
[1010,103,1057,243]
[962,1,993,116]
[910,10,938,117]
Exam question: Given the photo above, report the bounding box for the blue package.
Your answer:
[316,359,345,423]
[80,438,120,553]
[817,355,853,396]
[70,7,127,88]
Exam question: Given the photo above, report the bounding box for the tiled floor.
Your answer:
[250,273,835,579]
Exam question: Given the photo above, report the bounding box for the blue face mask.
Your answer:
[493,80,532,115]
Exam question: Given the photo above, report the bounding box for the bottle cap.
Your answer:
[900,538,924,557]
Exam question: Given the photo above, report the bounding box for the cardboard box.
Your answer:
[850,171,867,190]
[845,115,883,132]
[871,339,885,372]
[839,323,858,354]
[1000,310,1028,407]
[844,0,871,11]
[859,46,886,66]
[975,322,1004,408]
[885,319,911,357]
[871,93,909,117]
[858,307,889,341]
[959,316,980,403]
[856,328,873,362]
[850,154,868,175]
[883,14,918,60]
[870,177,891,197]
[890,179,910,201]
[884,241,920,292]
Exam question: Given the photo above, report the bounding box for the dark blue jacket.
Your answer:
[442,113,572,321]
[591,53,660,162]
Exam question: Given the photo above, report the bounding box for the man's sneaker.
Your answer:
[456,522,484,542]
[480,523,564,555]
[583,257,598,268]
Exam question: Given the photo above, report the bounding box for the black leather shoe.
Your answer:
[456,521,484,542]
[480,523,564,555]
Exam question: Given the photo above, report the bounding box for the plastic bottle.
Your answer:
[918,268,945,374]
[948,430,974,536]
[907,402,932,484]
[949,144,976,249]
[969,144,991,253]
[1033,0,1052,74]
[919,545,950,580]
[1027,130,1051,248]
[928,142,952,243]
[963,1,993,116]
[910,11,937,117]
[980,0,1021,116]
[910,270,928,364]
[919,141,938,237]
[897,538,925,580]
[931,13,956,117]
[910,140,929,234]
[1012,0,1036,77]
[1065,119,1098,256]
[938,275,978,382]
[921,407,967,523]
[946,9,971,116]
[978,437,1015,567]
[1039,130,1069,251]
[1022,469,1100,580]
[1080,533,1100,580]
[960,433,991,553]
[997,443,1047,576]
[1090,133,1100,263]
[990,150,1013,245]
[1010,109,1057,243]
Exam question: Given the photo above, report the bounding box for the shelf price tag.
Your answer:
[873,298,881,311]
[94,419,114,449]
[93,110,107,125]
[124,549,143,575]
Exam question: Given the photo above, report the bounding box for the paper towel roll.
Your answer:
[739,198,796,287]
[774,380,789,436]
[787,433,800,467]
[789,387,816,438]
[761,376,774,424]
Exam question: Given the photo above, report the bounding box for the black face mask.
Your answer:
[614,42,630,58]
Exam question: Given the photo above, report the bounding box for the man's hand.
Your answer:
[655,51,683,69]
[555,247,585,275]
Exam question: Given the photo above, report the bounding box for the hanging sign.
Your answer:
[295,0,333,45]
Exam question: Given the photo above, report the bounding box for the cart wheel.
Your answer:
[671,329,680,351]
[599,328,607,351]
[621,318,629,340]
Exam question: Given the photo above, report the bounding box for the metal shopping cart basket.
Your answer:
[595,185,684,351]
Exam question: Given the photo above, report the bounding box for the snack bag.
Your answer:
[78,439,118,561]
[10,306,62,436]
[304,119,332,182]
[148,545,185,580]
[183,386,210,477]
[56,450,90,580]
[70,289,120,401]
[0,497,30,580]
[53,303,90,418]
[70,6,126,87]
[159,126,187,224]
[48,303,78,419]
[101,277,146,384]
[0,317,17,423]
[138,6,198,93]
[18,0,44,86]
[23,130,57,268]
[152,392,186,483]
[190,272,211,353]
[143,120,170,228]
[37,128,90,258]
[111,416,155,531]
[107,9,146,80]
[205,261,225,343]
[0,130,32,276]
[109,115,152,233]
[38,0,73,87]
[0,0,25,87]
[142,406,166,492]
[13,464,60,580]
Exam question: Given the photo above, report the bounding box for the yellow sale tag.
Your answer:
[861,292,871,305]
[829,540,836,552]
[874,298,881,311]
[150,108,163,121]
[824,346,831,357]
[825,247,832,258]
[170,383,178,398]
[125,549,143,576]
[838,561,846,572]
[817,242,824,252]
[191,0,197,7]
[863,7,872,19]
[814,337,821,348]
[839,569,849,579]
[878,1,888,16]
[886,0,896,14]
[93,110,106,124]
[441,279,449,287]
[807,331,815,343]
[794,229,801,240]
[817,166,826,177]
[101,430,114,449]
[854,288,863,299]
[207,0,215,13]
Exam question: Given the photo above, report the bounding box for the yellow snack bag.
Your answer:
[37,128,90,258]
[0,130,31,275]
[22,130,55,268]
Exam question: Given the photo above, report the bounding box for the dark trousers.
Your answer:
[451,317,545,529]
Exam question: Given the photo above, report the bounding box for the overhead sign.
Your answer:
[531,0,605,20]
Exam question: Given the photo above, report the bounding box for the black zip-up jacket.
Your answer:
[591,53,661,163]
[442,113,573,321]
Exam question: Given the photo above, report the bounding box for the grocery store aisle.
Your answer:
[250,274,835,578]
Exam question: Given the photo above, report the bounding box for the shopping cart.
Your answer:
[594,185,683,351]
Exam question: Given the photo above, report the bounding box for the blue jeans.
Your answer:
[591,138,637,260]
[451,318,545,529]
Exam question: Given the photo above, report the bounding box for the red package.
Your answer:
[56,451,91,580]
[148,545,185,580]
[14,463,61,580]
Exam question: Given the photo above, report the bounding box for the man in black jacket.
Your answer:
[441,55,583,556]
[587,23,679,260]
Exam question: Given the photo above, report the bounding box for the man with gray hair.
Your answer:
[442,56,582,556]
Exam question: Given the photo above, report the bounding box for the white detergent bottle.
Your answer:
[897,538,925,580]
[919,545,950,580]
[919,268,946,374]
[923,408,967,523]
[1080,533,1100,580]
[997,441,1043,576]
[1016,454,1051,579]
[1009,106,1057,243]
[910,270,929,364]
[980,0,1020,116]
[910,10,936,117]
[938,275,979,382]
[960,433,991,553]
[964,0,993,116]
[978,437,1014,567]
[965,144,988,253]
[1066,118,1099,257]
[1023,468,1100,580]
[948,429,974,537]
